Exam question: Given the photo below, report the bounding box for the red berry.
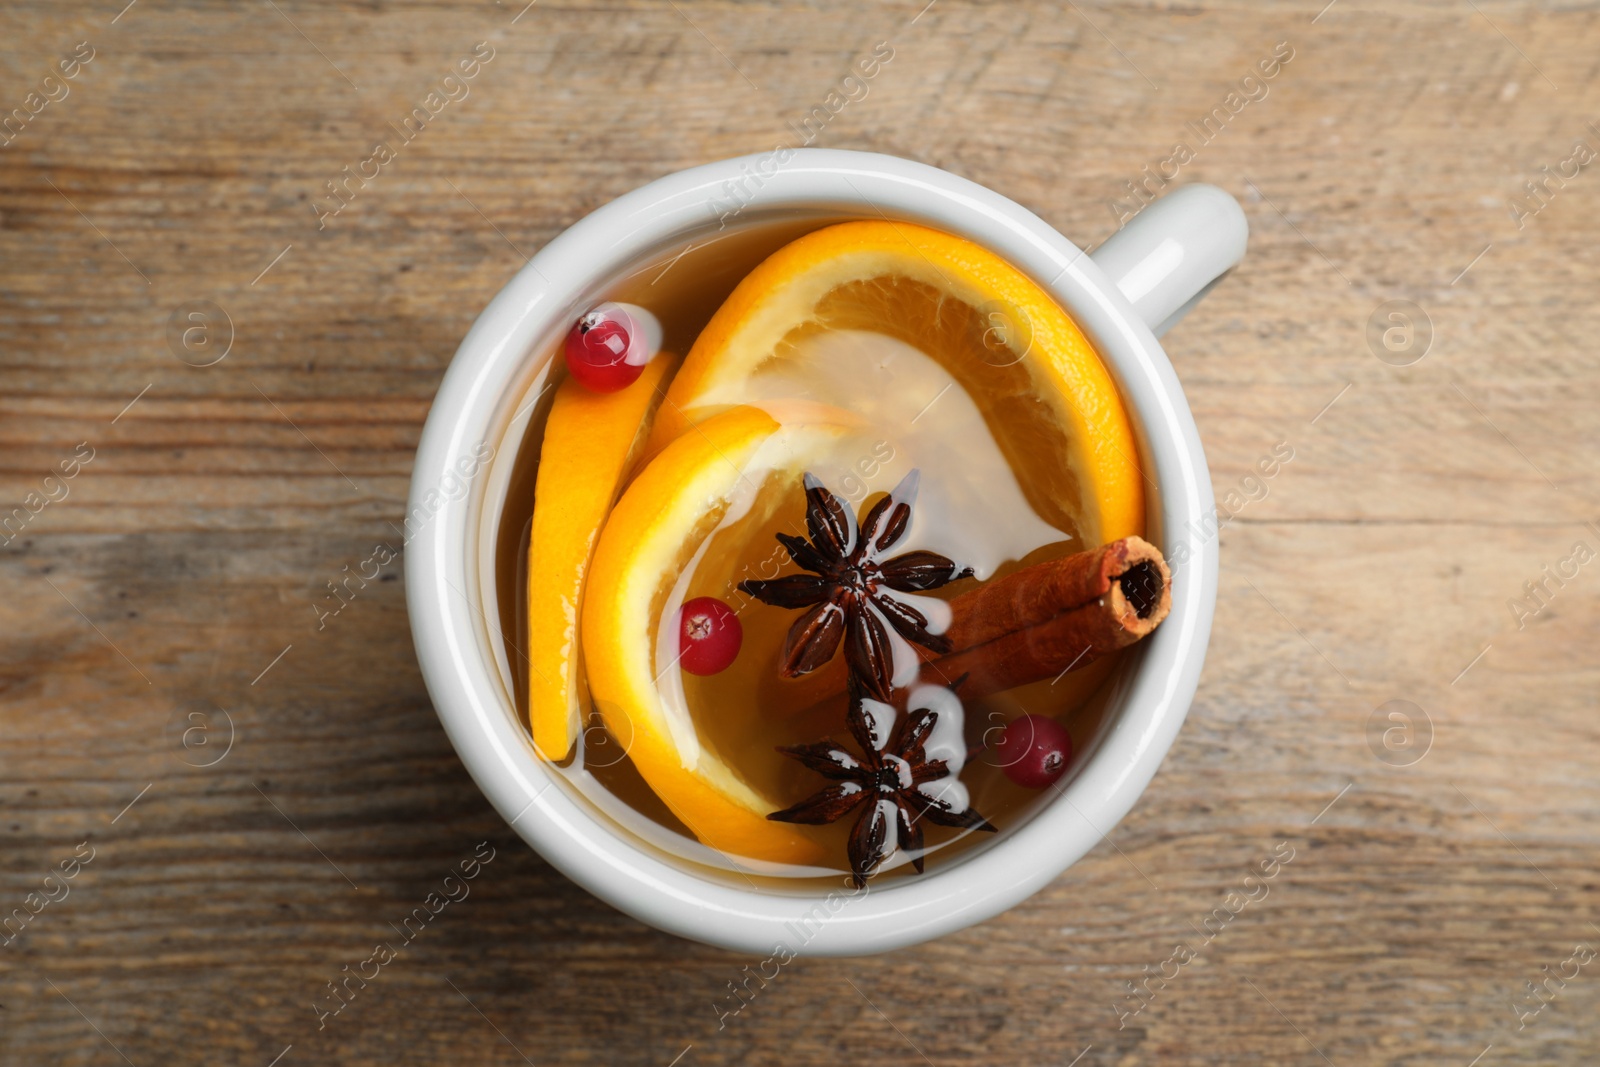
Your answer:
[564,306,643,392]
[677,597,742,675]
[993,714,1072,789]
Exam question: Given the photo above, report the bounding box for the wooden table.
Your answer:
[3,1,1597,1063]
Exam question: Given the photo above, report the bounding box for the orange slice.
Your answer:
[582,405,855,865]
[527,354,676,761]
[645,221,1143,547]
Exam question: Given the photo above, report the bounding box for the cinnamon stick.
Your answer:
[928,535,1171,700]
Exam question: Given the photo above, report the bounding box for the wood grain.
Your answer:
[3,1,1598,1064]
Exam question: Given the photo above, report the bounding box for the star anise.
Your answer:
[768,677,996,887]
[738,470,973,701]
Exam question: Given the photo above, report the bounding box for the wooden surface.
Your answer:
[3,1,1598,1064]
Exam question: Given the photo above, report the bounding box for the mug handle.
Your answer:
[1088,184,1248,338]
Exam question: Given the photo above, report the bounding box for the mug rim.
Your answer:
[406,148,1217,956]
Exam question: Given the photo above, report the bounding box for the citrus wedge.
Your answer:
[582,405,853,865]
[646,221,1144,547]
[527,353,677,762]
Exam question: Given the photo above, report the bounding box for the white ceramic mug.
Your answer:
[406,149,1245,956]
